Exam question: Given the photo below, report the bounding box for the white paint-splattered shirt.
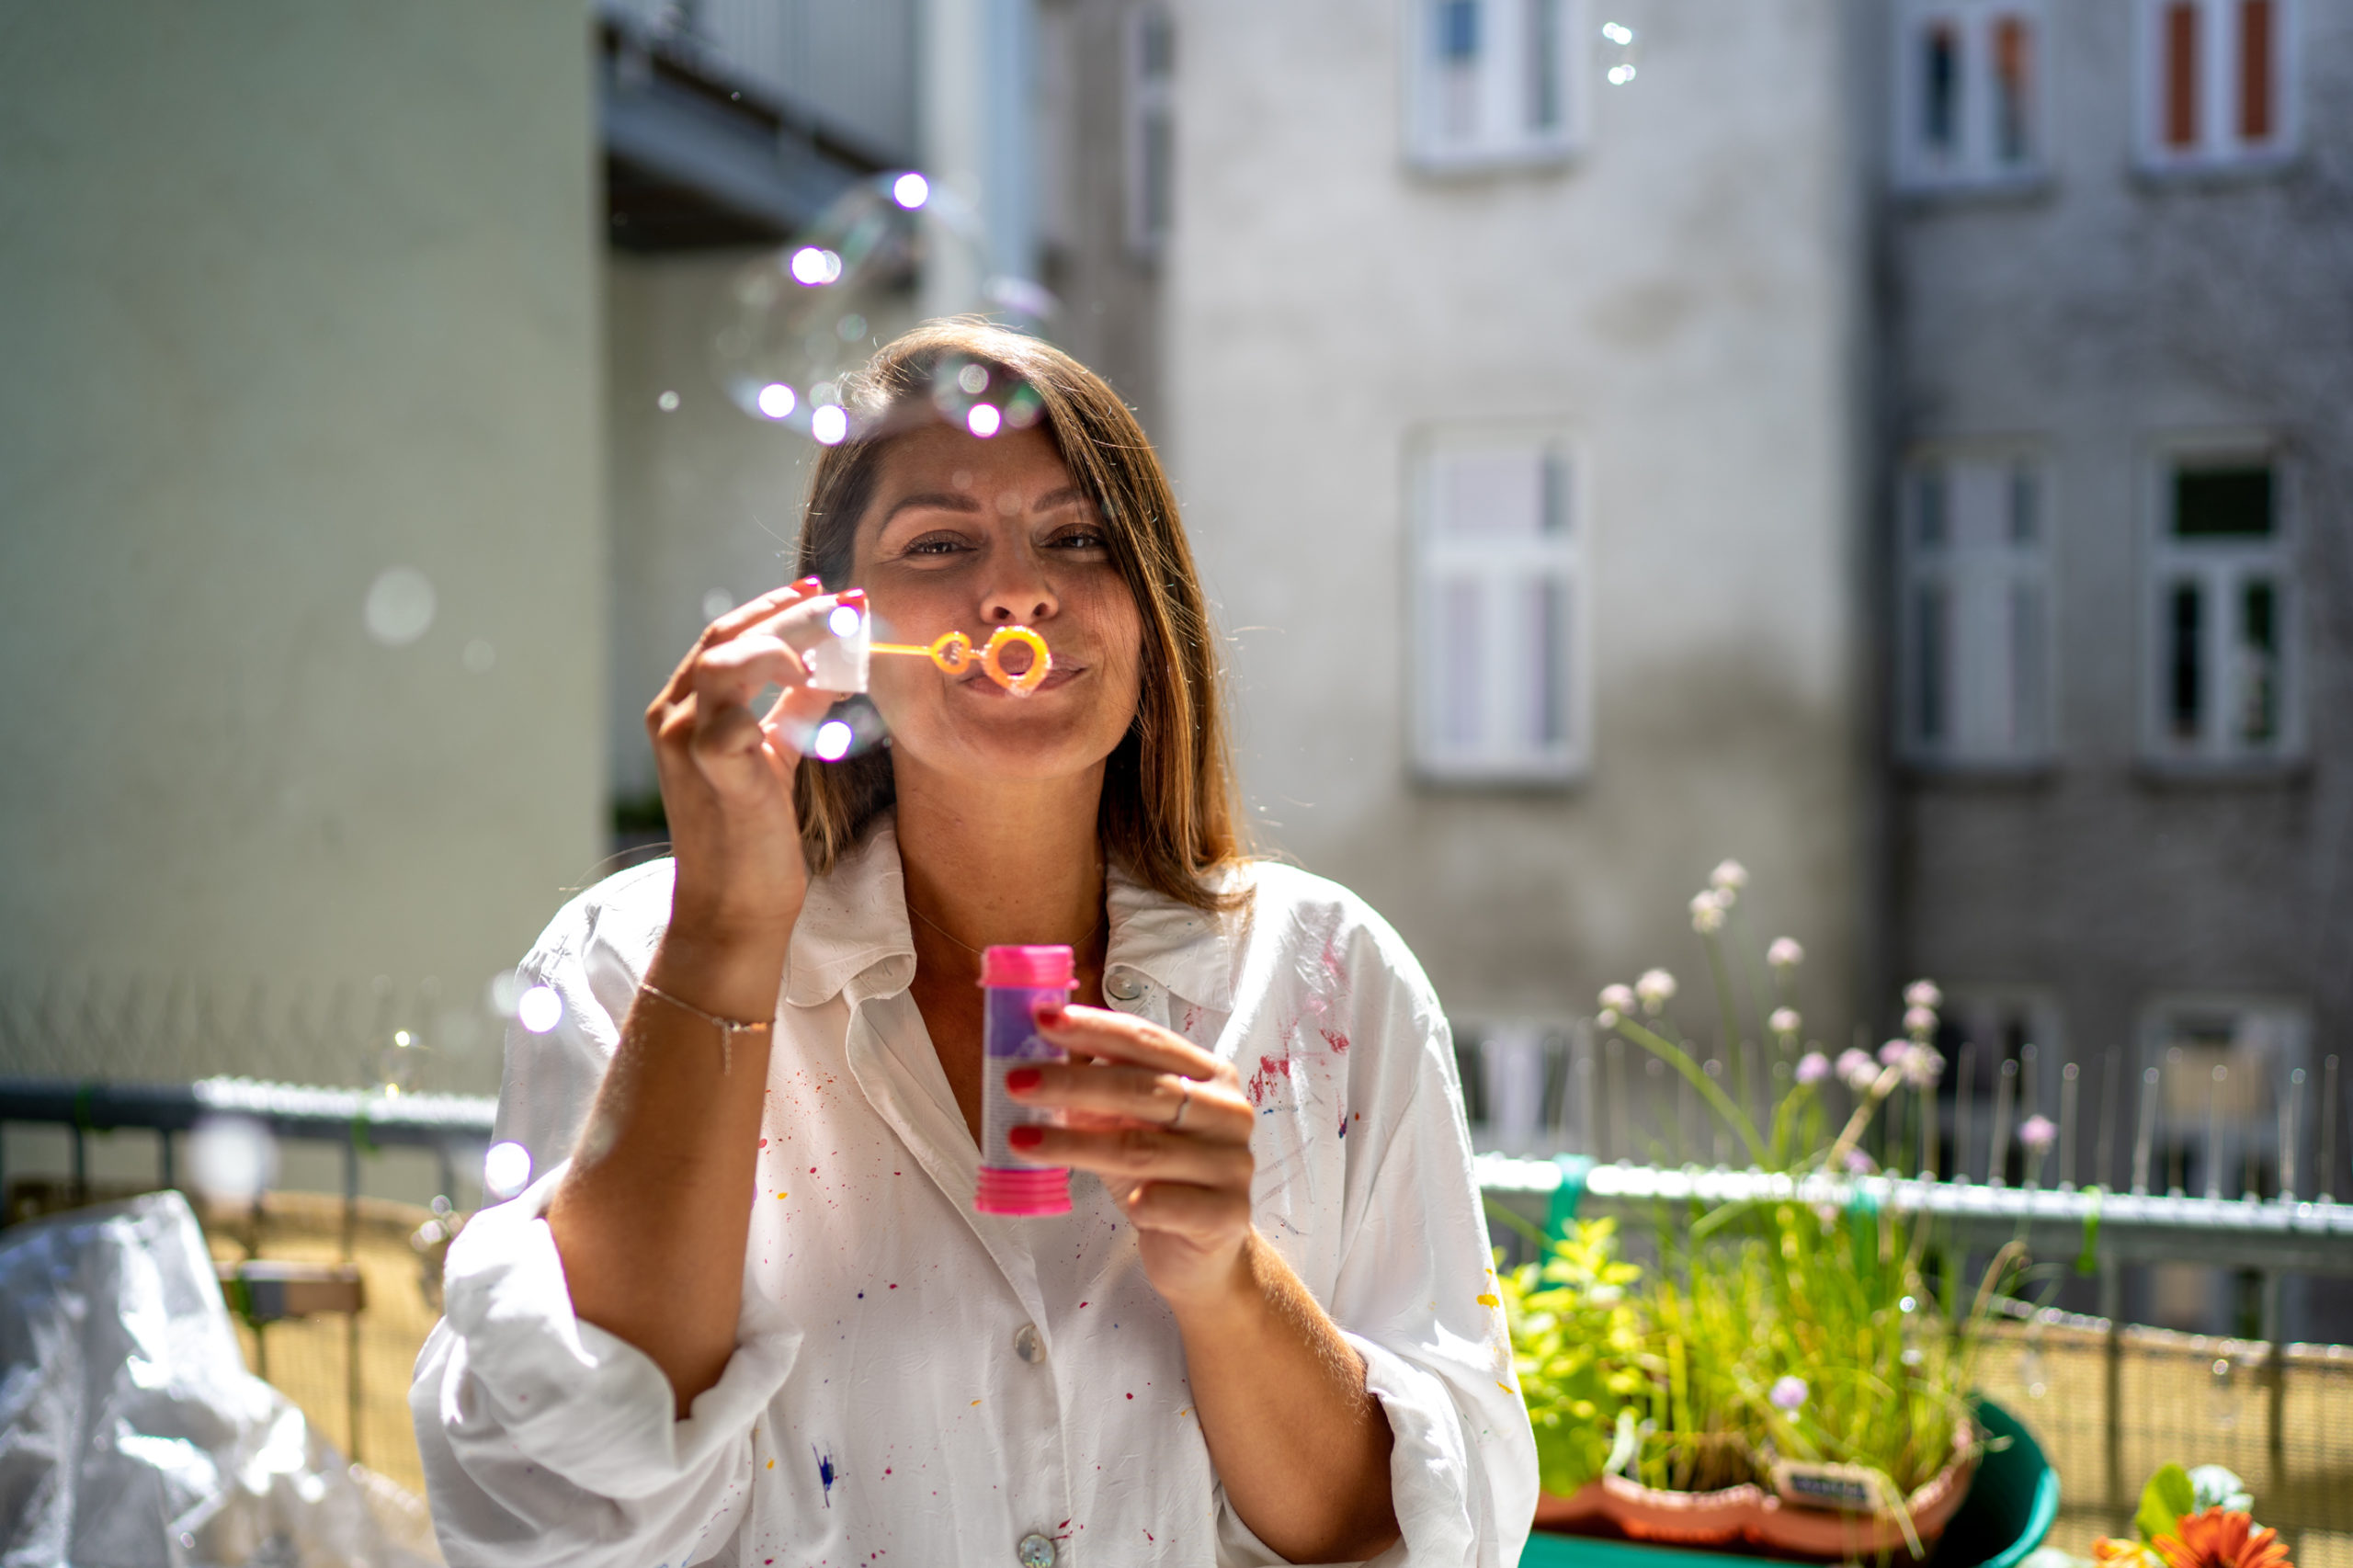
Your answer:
[410,815,1535,1568]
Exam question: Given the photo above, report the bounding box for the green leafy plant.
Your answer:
[1505,860,2023,1517]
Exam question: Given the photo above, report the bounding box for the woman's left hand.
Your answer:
[1006,1004,1257,1310]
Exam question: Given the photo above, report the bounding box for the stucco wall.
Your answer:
[1164,0,1870,1040]
[0,5,604,1093]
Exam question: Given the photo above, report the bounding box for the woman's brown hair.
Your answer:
[792,319,1246,912]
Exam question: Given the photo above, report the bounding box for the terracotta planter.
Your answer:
[1532,1424,1980,1562]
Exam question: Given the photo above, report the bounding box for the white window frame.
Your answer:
[1403,0,1589,172]
[1895,448,2057,770]
[1408,429,1589,784]
[1123,5,1176,257]
[2135,0,2299,173]
[1893,0,2052,192]
[2140,438,2302,768]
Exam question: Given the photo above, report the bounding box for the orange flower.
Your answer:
[2151,1508,2292,1568]
[2094,1538,2159,1568]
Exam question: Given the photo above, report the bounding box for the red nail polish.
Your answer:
[837,587,867,605]
[1008,1125,1044,1150]
[1034,1002,1066,1028]
[792,575,824,591]
[1006,1067,1042,1093]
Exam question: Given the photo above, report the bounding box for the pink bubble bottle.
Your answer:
[975,944,1074,1215]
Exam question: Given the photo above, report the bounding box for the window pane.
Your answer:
[2173,465,2274,537]
[2010,578,2046,749]
[1917,465,1948,548]
[1526,0,1562,131]
[1916,580,1949,744]
[1924,23,1961,151]
[1438,0,1480,61]
[1995,16,2033,163]
[1435,450,1548,537]
[2236,577,2279,744]
[1437,577,1484,752]
[1435,0,1482,142]
[2239,0,2275,142]
[2165,2,2201,148]
[2008,465,2039,544]
[2170,581,2205,742]
[1524,576,1567,747]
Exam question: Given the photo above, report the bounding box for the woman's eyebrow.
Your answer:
[882,490,983,524]
[1033,486,1088,512]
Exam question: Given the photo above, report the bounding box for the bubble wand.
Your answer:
[779,594,1051,697]
[868,626,1051,695]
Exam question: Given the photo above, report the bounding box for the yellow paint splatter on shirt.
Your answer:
[1476,1292,1499,1308]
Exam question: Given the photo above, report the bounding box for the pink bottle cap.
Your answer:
[975,1165,1072,1215]
[980,944,1074,989]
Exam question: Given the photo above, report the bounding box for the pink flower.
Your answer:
[1796,1051,1830,1084]
[1904,1005,1939,1039]
[1769,1007,1802,1038]
[1879,1039,1910,1067]
[2018,1114,2057,1153]
[1767,937,1804,970]
[1844,1148,1876,1174]
[1768,1375,1807,1412]
[1902,1044,1945,1090]
[1837,1048,1879,1091]
[1904,979,1942,1012]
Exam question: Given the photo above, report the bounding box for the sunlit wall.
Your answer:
[0,4,605,1093]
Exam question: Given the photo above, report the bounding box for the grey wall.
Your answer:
[1164,0,1873,1048]
[0,5,606,1093]
[1890,0,2353,1128]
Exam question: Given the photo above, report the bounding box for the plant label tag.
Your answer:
[1771,1460,1883,1514]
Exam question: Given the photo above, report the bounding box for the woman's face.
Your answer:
[848,420,1143,785]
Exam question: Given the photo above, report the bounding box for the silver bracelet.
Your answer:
[636,981,773,1076]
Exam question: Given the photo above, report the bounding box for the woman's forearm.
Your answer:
[1175,1234,1400,1563]
[545,922,789,1417]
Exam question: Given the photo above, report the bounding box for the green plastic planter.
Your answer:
[1519,1399,2059,1568]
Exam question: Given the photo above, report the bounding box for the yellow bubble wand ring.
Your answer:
[868,625,1051,696]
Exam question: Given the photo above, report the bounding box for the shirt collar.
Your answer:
[782,812,1241,1014]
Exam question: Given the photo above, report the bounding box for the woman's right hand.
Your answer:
[646,575,844,953]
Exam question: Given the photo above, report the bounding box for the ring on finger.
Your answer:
[1165,1076,1193,1132]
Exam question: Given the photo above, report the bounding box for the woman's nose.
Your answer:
[980,545,1057,625]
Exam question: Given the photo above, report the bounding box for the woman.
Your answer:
[412,321,1534,1566]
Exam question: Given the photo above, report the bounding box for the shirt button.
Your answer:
[1105,972,1144,1002]
[1017,1532,1056,1567]
[1014,1322,1046,1365]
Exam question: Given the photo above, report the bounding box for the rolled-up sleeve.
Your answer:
[412,866,799,1566]
[1327,956,1538,1566]
[412,1166,803,1567]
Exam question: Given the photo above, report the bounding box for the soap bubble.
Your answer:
[462,638,495,674]
[1600,20,1640,85]
[708,171,1021,437]
[826,603,862,637]
[516,984,564,1034]
[364,566,437,646]
[784,694,887,763]
[486,969,528,1017]
[966,403,1003,438]
[376,1027,426,1096]
[701,587,735,621]
[483,1141,532,1202]
[656,390,680,412]
[957,362,991,395]
[188,1115,278,1205]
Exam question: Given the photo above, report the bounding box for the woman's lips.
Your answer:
[960,658,1082,693]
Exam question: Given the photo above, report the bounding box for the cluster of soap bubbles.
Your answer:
[710,169,1054,446]
[1599,20,1640,85]
[710,170,962,444]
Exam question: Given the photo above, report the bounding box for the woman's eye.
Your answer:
[1048,529,1108,551]
[902,533,973,557]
